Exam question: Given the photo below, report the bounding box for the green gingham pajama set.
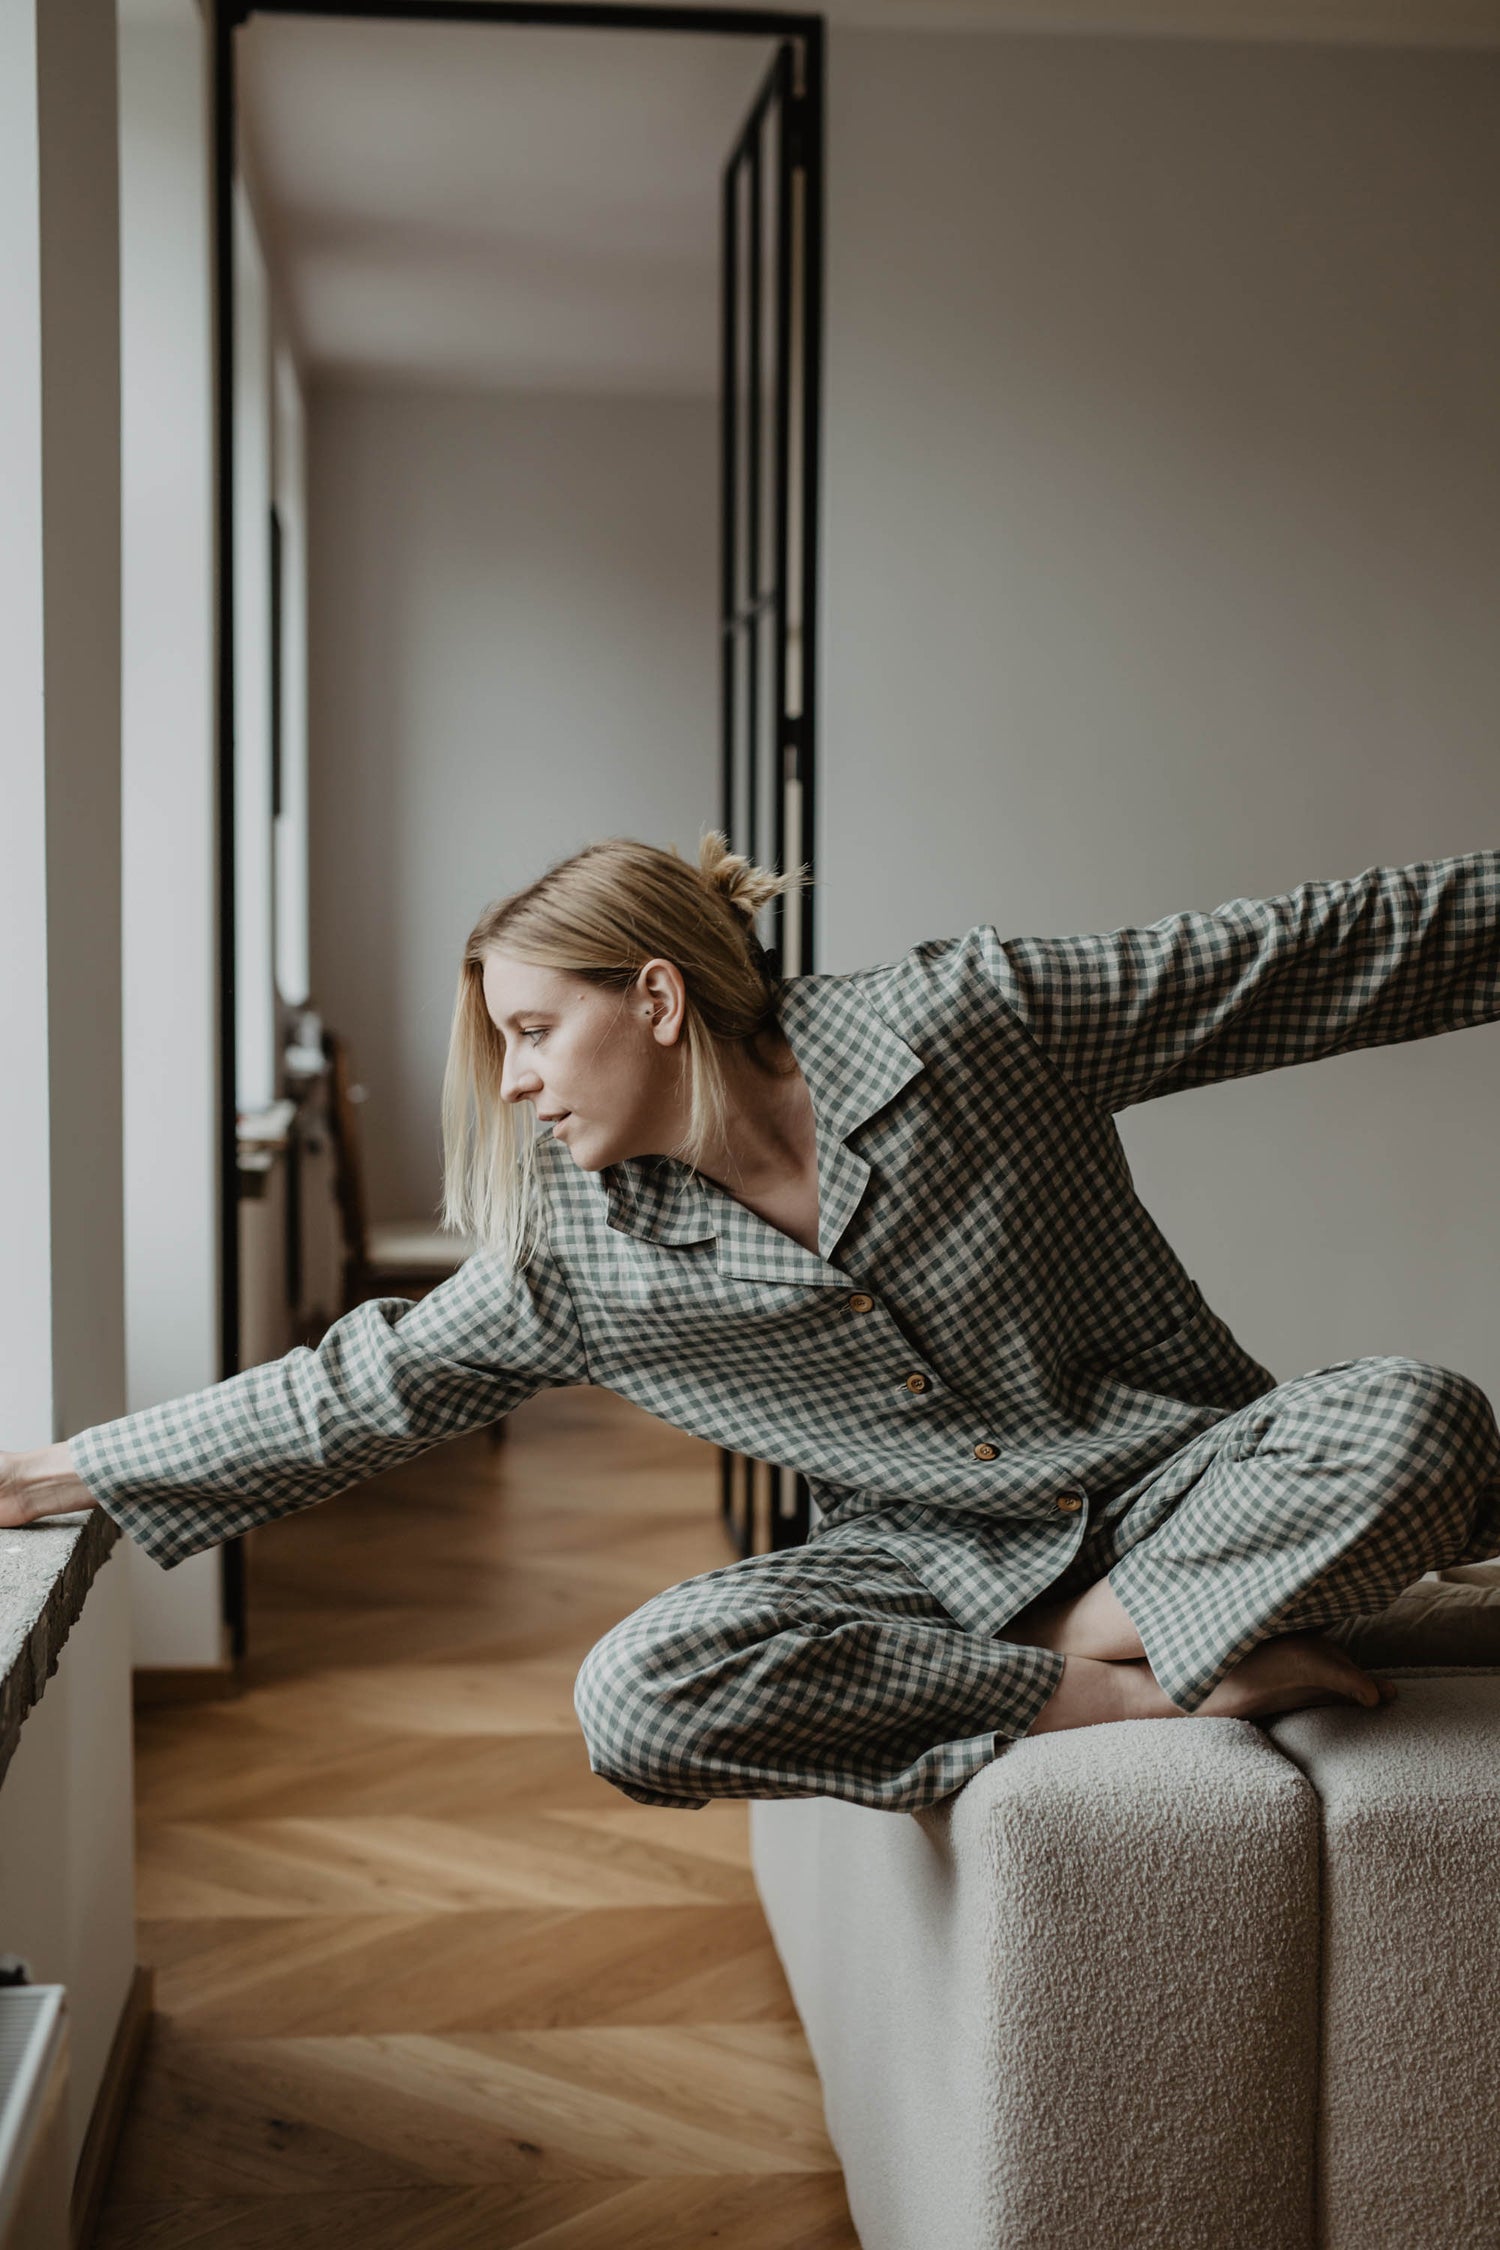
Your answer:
[71,852,1500,1813]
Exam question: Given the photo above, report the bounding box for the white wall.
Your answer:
[118,0,224,1668]
[0,1554,137,2178]
[0,0,125,1428]
[33,0,127,1446]
[0,0,138,2177]
[275,339,312,1011]
[307,382,719,1220]
[0,0,55,1442]
[821,30,1500,1398]
[119,21,310,1661]
[235,174,279,1115]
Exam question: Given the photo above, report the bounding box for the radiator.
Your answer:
[0,1988,69,2250]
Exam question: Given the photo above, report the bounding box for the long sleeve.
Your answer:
[977,849,1500,1115]
[69,1245,590,1570]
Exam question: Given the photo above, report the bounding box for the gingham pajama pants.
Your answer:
[574,1355,1500,1812]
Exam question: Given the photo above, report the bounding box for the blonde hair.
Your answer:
[440,831,811,1270]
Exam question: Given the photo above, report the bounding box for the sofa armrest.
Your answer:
[752,1715,1320,2250]
[1270,1676,1500,2250]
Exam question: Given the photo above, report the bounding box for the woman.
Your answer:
[6,832,1500,1811]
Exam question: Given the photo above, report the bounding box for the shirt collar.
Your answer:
[599,969,925,1280]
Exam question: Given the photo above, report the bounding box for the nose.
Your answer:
[499,1046,542,1105]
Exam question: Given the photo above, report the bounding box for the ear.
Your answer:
[636,958,687,1046]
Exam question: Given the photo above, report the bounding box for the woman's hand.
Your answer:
[0,1444,96,1529]
[0,1453,33,1529]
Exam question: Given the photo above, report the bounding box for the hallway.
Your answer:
[96,1386,860,2247]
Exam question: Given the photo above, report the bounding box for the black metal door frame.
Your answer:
[211,1,824,1645]
[717,31,822,1558]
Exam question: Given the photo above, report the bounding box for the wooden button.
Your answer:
[1055,1493,1084,1513]
[905,1372,928,1393]
[973,1441,998,1461]
[848,1293,874,1312]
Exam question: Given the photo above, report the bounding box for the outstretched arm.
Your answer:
[4,1245,588,1570]
[979,848,1500,1114]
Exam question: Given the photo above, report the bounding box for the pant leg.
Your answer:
[573,1540,1065,1812]
[1092,1354,1500,1713]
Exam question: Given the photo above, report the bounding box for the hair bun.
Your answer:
[697,829,784,927]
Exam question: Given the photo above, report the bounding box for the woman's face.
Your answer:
[481,949,686,1173]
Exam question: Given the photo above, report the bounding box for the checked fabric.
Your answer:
[70,851,1500,1807]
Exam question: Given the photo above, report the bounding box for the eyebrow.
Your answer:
[494,1005,557,1030]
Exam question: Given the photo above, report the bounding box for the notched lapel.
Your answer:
[779,974,927,1268]
[708,1193,848,1288]
[816,1138,871,1268]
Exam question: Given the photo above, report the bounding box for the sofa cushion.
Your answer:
[1326,1558,1500,1668]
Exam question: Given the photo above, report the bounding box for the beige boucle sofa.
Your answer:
[750,1566,1500,2250]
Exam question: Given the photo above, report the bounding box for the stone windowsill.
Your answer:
[0,1506,120,1790]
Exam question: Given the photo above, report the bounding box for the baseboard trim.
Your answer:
[132,1665,240,1707]
[70,1963,154,2249]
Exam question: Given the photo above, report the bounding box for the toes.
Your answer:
[1330,1652,1384,1706]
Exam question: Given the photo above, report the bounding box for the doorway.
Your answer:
[214,0,826,1650]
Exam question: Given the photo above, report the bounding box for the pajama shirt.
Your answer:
[70,851,1500,1809]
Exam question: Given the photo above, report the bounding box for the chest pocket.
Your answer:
[577,1253,833,1378]
[1089,1285,1259,1411]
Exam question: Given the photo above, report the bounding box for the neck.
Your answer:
[689,1029,815,1194]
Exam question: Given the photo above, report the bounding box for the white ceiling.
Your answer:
[237,1,1500,400]
[238,20,774,396]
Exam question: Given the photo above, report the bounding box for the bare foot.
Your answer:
[1198,1632,1398,1722]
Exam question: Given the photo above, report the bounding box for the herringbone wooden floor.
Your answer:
[96,1386,861,2248]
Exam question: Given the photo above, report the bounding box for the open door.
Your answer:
[718,33,823,1557]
